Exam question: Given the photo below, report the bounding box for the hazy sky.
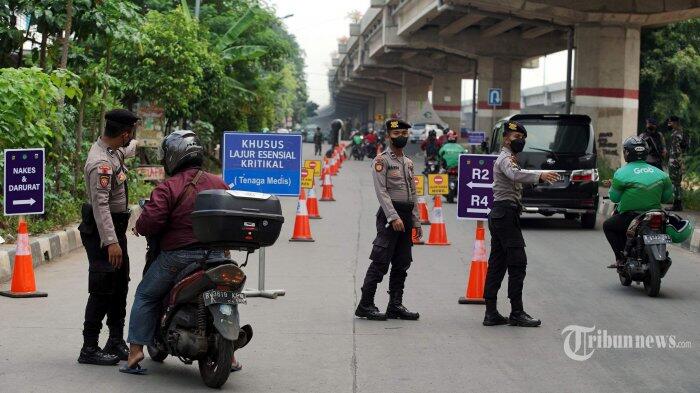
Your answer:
[269,0,569,107]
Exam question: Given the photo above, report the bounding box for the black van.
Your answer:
[485,114,599,228]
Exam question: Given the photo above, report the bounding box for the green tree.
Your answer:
[639,19,700,174]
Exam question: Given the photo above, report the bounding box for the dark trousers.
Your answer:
[603,212,638,261]
[314,143,323,156]
[361,205,414,302]
[79,206,130,347]
[484,202,527,311]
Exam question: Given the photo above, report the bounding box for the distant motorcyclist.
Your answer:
[438,131,466,170]
[603,136,673,268]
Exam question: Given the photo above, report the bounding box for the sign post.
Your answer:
[457,154,496,221]
[488,88,502,134]
[4,149,45,216]
[222,132,303,299]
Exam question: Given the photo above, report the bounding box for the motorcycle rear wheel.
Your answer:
[198,333,234,388]
[643,256,662,297]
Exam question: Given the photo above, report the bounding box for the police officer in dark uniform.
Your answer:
[355,119,421,321]
[483,121,559,327]
[77,109,138,365]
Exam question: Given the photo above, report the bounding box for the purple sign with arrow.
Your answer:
[4,149,45,216]
[457,154,496,221]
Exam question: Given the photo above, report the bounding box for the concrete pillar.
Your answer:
[573,25,640,167]
[431,73,464,131]
[476,57,522,134]
[386,89,403,119]
[401,72,431,122]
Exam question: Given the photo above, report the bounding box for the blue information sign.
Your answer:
[467,131,486,145]
[488,88,502,106]
[222,132,302,196]
[4,148,45,216]
[457,154,497,221]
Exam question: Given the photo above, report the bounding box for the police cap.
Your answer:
[385,119,411,131]
[502,121,527,138]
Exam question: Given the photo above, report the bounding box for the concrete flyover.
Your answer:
[328,0,700,164]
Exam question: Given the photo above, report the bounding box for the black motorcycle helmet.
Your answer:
[159,130,204,176]
[622,136,649,163]
[428,130,437,138]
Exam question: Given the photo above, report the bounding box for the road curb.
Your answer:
[598,199,699,253]
[0,205,142,283]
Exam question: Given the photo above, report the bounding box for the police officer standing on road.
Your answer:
[482,121,559,327]
[667,115,689,211]
[77,109,138,365]
[356,119,421,321]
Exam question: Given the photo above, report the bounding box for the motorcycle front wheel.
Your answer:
[199,332,234,388]
[643,256,662,297]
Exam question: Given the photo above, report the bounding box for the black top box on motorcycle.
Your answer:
[191,190,284,251]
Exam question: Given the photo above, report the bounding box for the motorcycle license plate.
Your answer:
[203,290,246,306]
[643,234,671,245]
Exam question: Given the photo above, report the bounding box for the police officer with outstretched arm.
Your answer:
[77,109,138,365]
[356,119,421,321]
[482,121,559,327]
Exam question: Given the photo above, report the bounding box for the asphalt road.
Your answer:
[1,142,699,392]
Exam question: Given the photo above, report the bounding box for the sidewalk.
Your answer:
[0,206,141,283]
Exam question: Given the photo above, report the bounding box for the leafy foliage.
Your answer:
[640,19,700,175]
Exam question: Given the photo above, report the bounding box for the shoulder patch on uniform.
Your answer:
[99,175,111,189]
[374,161,384,172]
[98,163,112,174]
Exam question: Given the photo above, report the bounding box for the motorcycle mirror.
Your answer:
[480,141,489,153]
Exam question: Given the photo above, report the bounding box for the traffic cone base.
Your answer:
[289,191,315,242]
[0,220,47,298]
[459,226,488,305]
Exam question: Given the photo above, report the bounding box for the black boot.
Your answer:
[103,338,129,361]
[483,299,508,326]
[508,299,541,327]
[78,345,120,365]
[355,286,386,320]
[386,291,419,320]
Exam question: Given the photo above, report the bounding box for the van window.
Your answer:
[518,123,590,154]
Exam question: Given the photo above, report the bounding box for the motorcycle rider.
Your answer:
[421,130,440,173]
[123,130,229,374]
[438,131,466,170]
[603,136,673,269]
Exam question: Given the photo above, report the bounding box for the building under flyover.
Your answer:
[327,0,700,165]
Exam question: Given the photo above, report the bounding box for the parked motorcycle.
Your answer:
[615,210,673,297]
[144,190,284,388]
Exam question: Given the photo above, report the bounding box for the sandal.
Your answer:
[119,363,148,375]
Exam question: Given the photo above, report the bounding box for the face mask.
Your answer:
[122,135,132,148]
[510,138,526,154]
[390,136,408,148]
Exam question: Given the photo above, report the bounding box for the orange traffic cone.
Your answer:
[331,154,339,175]
[320,165,335,201]
[426,195,450,245]
[459,225,488,304]
[307,187,322,219]
[417,196,430,225]
[0,219,47,298]
[289,190,314,242]
[412,227,424,245]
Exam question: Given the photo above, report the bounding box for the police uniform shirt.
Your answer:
[493,146,540,203]
[372,150,420,226]
[84,139,137,247]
